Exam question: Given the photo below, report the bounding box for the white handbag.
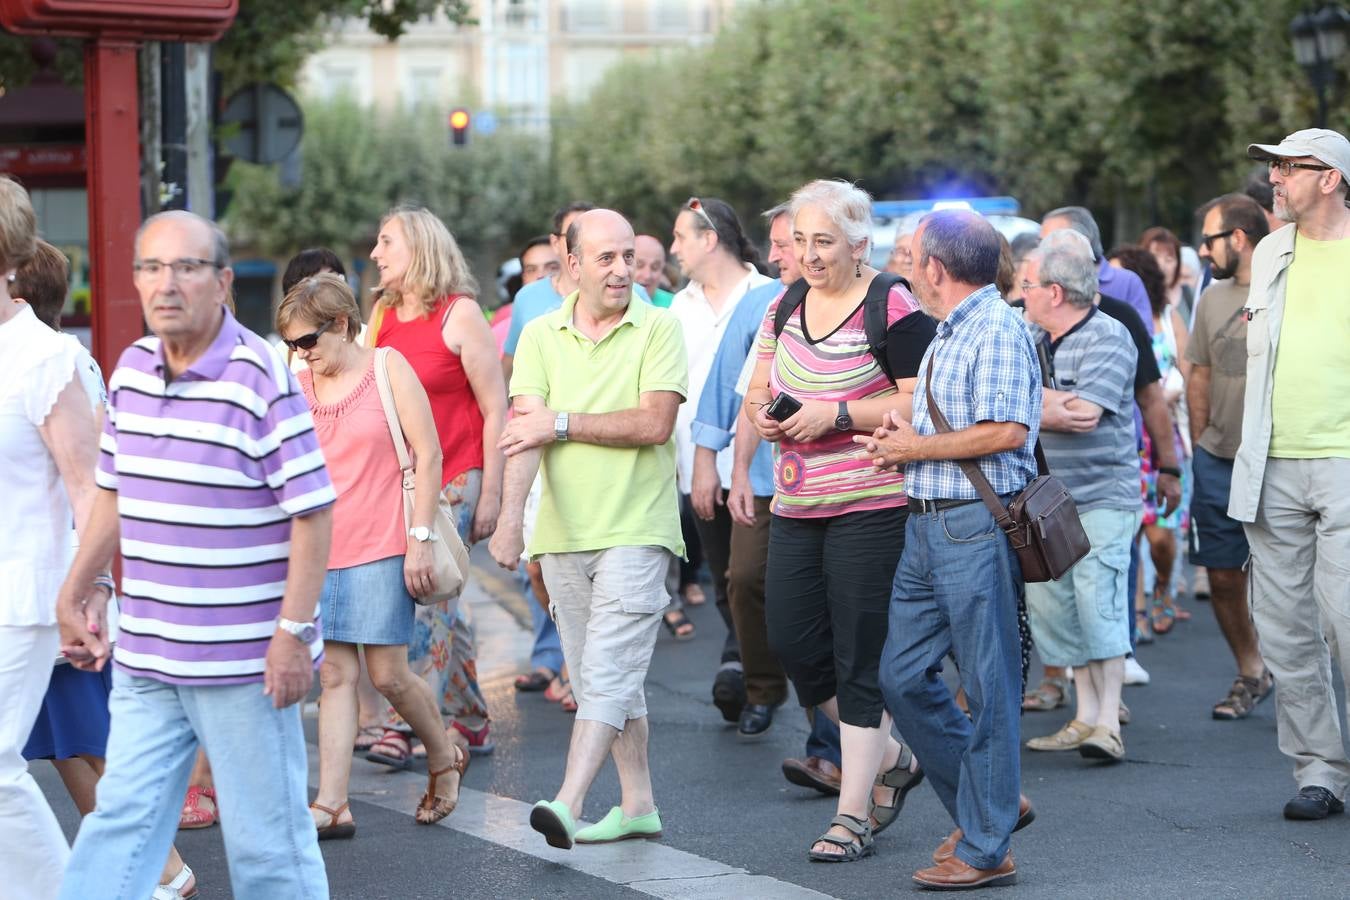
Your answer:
[371,348,470,608]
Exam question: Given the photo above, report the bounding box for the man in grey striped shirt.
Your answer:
[1019,229,1139,764]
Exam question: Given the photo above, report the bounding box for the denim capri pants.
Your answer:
[321,554,416,645]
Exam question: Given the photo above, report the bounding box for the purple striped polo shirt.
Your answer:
[96,309,336,685]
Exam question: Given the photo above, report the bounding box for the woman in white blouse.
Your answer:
[0,175,102,898]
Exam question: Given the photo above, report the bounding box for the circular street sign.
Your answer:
[221,83,304,165]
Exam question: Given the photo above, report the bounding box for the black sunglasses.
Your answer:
[283,320,332,352]
[1200,229,1236,249]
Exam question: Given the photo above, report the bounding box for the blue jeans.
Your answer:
[805,706,842,768]
[60,671,328,900]
[879,500,1023,871]
[524,572,564,674]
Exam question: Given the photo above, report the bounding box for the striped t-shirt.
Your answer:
[97,310,335,685]
[756,283,930,518]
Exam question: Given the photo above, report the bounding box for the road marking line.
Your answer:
[325,749,838,900]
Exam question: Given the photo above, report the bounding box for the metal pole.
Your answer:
[84,37,144,375]
[161,42,187,209]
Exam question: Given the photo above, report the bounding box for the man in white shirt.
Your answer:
[668,196,771,723]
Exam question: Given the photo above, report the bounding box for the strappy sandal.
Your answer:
[366,729,413,770]
[179,785,217,829]
[1213,671,1274,720]
[808,813,874,863]
[310,800,356,840]
[416,745,469,824]
[557,677,578,714]
[1022,676,1070,711]
[662,609,695,641]
[869,743,925,835]
[353,725,384,752]
[515,668,555,692]
[1150,586,1177,635]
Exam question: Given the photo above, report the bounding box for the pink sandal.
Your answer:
[179,785,218,830]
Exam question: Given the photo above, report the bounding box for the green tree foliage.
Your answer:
[224,97,558,296]
[555,0,1344,242]
[0,0,471,93]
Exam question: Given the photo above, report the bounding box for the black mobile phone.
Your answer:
[765,392,803,422]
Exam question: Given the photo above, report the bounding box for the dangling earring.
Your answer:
[855,259,862,278]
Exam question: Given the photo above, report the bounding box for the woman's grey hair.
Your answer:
[788,180,872,256]
[1042,206,1103,260]
[1030,229,1098,307]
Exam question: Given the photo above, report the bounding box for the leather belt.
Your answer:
[909,497,982,514]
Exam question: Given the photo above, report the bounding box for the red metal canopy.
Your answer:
[0,0,237,373]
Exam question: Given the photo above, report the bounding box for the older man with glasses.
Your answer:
[1233,128,1350,821]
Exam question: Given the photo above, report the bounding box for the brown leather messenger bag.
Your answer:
[923,355,1090,583]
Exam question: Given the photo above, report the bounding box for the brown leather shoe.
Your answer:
[914,852,1016,890]
[781,756,842,795]
[932,795,1035,864]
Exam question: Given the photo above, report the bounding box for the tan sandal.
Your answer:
[1078,725,1125,762]
[1021,676,1070,711]
[310,800,355,840]
[415,745,469,824]
[1026,719,1093,751]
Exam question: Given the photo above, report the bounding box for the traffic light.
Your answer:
[449,108,470,146]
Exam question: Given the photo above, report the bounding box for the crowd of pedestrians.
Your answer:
[1,123,1349,899]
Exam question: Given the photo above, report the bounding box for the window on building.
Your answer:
[564,0,616,32]
[502,0,540,29]
[408,66,443,108]
[651,0,692,32]
[319,65,359,101]
[564,47,621,97]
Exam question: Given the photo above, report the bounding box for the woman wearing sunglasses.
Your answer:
[365,206,507,763]
[277,274,468,836]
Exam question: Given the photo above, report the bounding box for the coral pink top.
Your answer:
[374,296,485,487]
[299,359,407,569]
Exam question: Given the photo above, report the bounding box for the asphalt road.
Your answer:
[33,557,1350,899]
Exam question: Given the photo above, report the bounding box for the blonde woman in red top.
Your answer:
[367,206,507,761]
[278,275,468,834]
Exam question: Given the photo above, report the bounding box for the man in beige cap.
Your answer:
[1232,128,1350,821]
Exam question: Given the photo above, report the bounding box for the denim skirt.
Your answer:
[321,554,417,646]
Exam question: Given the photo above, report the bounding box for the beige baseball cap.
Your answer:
[1249,128,1350,206]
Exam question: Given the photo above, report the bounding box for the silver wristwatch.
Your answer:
[408,526,438,543]
[554,411,570,442]
[278,617,318,644]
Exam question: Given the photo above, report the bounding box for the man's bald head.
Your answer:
[634,234,667,298]
[135,209,229,267]
[565,208,634,262]
[565,209,637,313]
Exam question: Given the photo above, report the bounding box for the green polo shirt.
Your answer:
[510,291,688,557]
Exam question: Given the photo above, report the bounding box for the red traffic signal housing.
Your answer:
[449,107,470,145]
[0,0,237,39]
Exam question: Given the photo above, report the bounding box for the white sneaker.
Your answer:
[1123,657,1150,686]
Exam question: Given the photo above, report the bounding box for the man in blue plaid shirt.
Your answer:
[856,210,1040,891]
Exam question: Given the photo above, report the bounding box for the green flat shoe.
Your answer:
[575,806,663,844]
[529,800,578,850]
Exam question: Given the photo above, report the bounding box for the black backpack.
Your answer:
[772,272,910,383]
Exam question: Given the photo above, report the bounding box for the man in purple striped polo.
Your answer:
[56,211,335,899]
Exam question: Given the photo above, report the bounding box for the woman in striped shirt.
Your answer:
[744,180,936,863]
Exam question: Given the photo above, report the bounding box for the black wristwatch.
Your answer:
[834,401,853,432]
[1157,465,1182,478]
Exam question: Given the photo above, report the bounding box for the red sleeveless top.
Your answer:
[374,296,485,487]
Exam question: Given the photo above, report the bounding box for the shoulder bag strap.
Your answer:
[863,272,903,383]
[923,354,1019,531]
[365,301,387,348]
[772,278,811,337]
[372,348,414,474]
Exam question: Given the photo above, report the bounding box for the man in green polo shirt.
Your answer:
[490,208,687,850]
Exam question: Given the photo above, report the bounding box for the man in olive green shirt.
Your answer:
[490,209,687,850]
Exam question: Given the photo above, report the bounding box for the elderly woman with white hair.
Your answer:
[744,179,937,861]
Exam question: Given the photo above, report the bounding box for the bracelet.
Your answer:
[92,574,115,591]
[1157,466,1182,478]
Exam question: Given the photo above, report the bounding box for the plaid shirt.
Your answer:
[907,285,1042,500]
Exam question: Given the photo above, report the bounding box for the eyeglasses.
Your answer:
[1200,229,1236,249]
[282,320,332,352]
[685,197,717,232]
[1268,159,1332,177]
[132,257,223,280]
[1020,280,1052,293]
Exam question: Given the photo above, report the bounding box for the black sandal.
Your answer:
[662,609,695,641]
[870,742,924,835]
[807,813,874,862]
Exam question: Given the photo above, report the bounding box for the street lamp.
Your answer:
[1290,4,1350,126]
